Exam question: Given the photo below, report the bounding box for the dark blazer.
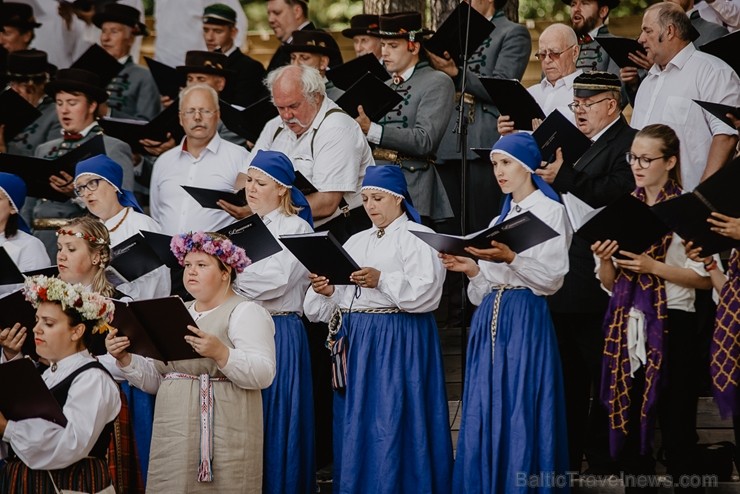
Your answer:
[267,21,317,72]
[222,49,269,108]
[548,115,637,313]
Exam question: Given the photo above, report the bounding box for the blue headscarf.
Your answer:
[248,150,313,227]
[74,154,144,213]
[490,133,560,225]
[0,172,30,233]
[361,165,421,223]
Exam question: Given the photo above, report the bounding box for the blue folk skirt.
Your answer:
[333,311,453,494]
[261,313,316,494]
[453,288,570,493]
[120,381,155,485]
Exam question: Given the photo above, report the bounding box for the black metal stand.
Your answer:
[453,3,475,389]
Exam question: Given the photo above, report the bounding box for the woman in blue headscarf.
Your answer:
[441,133,572,493]
[304,165,453,494]
[232,150,316,494]
[0,173,51,297]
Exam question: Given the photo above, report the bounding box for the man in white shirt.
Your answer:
[630,2,739,190]
[149,84,247,235]
[248,64,373,242]
[497,23,582,135]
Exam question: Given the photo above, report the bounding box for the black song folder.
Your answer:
[0,289,38,359]
[424,2,494,65]
[144,56,186,99]
[217,215,283,264]
[0,87,42,141]
[335,72,403,121]
[0,246,24,285]
[563,192,669,255]
[0,358,67,426]
[532,109,593,166]
[411,210,559,258]
[699,31,740,75]
[99,103,184,153]
[326,53,390,91]
[0,134,106,201]
[140,230,181,269]
[182,185,247,209]
[650,157,740,256]
[279,231,360,284]
[479,77,545,131]
[71,44,124,87]
[594,36,647,69]
[219,97,279,142]
[693,100,740,130]
[111,296,201,364]
[109,233,166,283]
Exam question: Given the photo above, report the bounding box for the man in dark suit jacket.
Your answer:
[202,3,268,108]
[536,71,636,475]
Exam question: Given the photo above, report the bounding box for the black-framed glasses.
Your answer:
[568,98,613,112]
[534,44,576,61]
[625,152,668,169]
[74,178,102,197]
[180,108,218,118]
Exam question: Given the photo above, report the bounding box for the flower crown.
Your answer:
[23,276,115,334]
[170,231,251,274]
[56,228,107,245]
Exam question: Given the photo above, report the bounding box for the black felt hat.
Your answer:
[6,49,56,79]
[92,3,148,36]
[1,2,41,30]
[176,50,233,77]
[284,30,342,61]
[368,12,433,41]
[45,68,108,103]
[341,14,380,39]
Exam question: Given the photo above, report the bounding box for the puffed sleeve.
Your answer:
[220,301,276,389]
[2,369,121,470]
[304,285,346,324]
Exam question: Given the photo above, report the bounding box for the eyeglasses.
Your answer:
[180,108,218,117]
[625,152,668,169]
[568,98,613,112]
[534,44,576,61]
[74,178,101,197]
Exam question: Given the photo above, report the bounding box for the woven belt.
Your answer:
[163,372,228,482]
[372,148,435,172]
[269,311,298,316]
[340,307,403,314]
[489,286,527,365]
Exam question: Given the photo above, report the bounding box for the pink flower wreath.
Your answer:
[170,231,251,273]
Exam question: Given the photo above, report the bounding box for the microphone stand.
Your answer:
[453,2,474,389]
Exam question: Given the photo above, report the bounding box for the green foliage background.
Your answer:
[142,0,650,30]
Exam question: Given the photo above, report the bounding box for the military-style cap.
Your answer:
[203,3,237,25]
[341,14,380,39]
[573,71,621,98]
[6,49,56,79]
[1,2,41,30]
[176,51,233,77]
[45,68,109,103]
[284,30,342,61]
[368,11,433,42]
[92,3,148,36]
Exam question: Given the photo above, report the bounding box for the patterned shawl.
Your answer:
[600,179,682,458]
[711,249,740,418]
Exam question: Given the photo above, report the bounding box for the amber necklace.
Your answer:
[108,207,131,233]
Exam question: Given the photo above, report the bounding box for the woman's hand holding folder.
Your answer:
[0,323,26,361]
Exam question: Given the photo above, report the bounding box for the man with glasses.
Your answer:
[630,2,738,191]
[149,84,247,234]
[498,23,582,134]
[536,70,635,476]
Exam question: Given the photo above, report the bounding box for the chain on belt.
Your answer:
[489,286,526,365]
[372,148,435,172]
[455,91,476,124]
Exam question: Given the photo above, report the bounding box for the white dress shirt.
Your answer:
[304,214,446,323]
[0,231,51,298]
[527,69,582,125]
[690,2,727,26]
[467,189,572,304]
[233,209,312,314]
[248,96,374,227]
[630,43,740,190]
[150,133,248,235]
[1,351,121,470]
[707,0,740,31]
[153,0,248,67]
[118,299,276,391]
[105,207,171,300]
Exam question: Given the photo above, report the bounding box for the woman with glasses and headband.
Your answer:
[498,23,581,135]
[232,150,316,494]
[592,124,713,492]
